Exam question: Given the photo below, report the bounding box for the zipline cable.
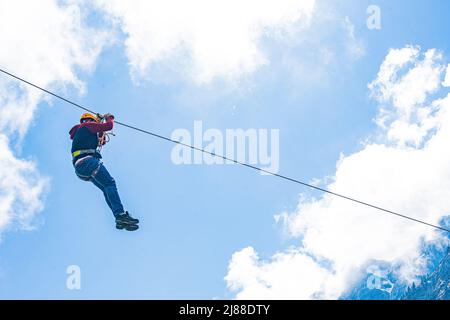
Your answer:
[1,67,448,233]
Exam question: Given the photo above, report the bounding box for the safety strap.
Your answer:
[72,149,97,159]
[91,163,102,178]
[74,156,102,180]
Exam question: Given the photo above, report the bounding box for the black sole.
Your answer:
[116,219,140,224]
[116,223,139,231]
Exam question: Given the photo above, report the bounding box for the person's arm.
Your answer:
[69,124,81,140]
[84,115,114,134]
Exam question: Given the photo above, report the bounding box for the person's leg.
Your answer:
[91,163,125,216]
[91,178,113,212]
[75,157,116,213]
[74,156,98,181]
[75,158,137,230]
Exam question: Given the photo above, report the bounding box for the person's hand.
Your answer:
[103,113,114,120]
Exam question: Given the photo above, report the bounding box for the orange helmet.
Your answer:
[80,112,99,123]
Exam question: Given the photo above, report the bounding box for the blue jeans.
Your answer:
[74,156,124,216]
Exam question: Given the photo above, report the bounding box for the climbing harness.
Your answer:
[73,156,102,181]
[72,149,97,159]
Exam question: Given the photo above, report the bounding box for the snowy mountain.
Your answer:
[402,249,449,300]
[342,261,406,300]
[342,247,449,300]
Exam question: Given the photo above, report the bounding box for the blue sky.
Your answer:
[0,0,450,299]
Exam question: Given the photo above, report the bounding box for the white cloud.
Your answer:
[225,247,334,299]
[343,17,365,59]
[443,64,450,87]
[95,0,316,84]
[275,7,367,93]
[0,134,49,231]
[0,0,106,137]
[369,46,444,147]
[0,0,106,236]
[225,46,450,299]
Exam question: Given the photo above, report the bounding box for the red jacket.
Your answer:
[69,116,114,162]
[69,117,114,140]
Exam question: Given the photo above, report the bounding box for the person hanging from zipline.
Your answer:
[69,112,139,231]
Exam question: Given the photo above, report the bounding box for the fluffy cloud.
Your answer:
[226,247,334,299]
[0,0,105,236]
[95,0,316,84]
[225,46,450,299]
[369,46,444,147]
[0,135,48,231]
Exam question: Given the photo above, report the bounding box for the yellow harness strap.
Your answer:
[72,149,97,159]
